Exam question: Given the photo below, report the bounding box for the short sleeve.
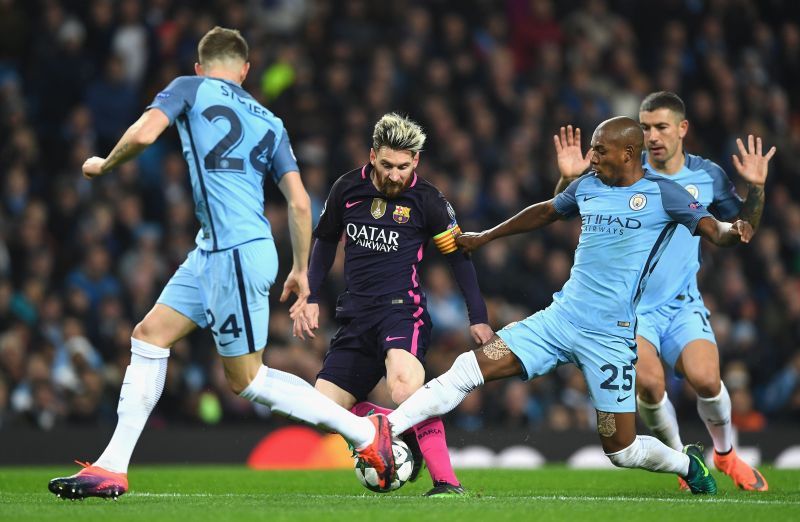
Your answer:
[270,130,300,183]
[146,76,203,125]
[708,161,743,220]
[427,192,461,254]
[657,178,713,234]
[553,174,591,218]
[313,176,346,242]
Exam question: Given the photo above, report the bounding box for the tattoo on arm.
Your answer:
[738,185,765,231]
[482,337,511,360]
[103,142,131,171]
[597,411,617,438]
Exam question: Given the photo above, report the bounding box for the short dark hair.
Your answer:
[639,91,686,119]
[198,26,248,65]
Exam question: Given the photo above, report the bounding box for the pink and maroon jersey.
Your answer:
[314,164,461,303]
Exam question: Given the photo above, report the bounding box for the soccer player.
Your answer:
[48,27,395,500]
[552,92,774,491]
[292,113,493,496]
[385,116,757,495]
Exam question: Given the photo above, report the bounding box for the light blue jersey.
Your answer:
[497,171,712,412]
[148,76,299,251]
[637,153,743,313]
[150,75,297,356]
[550,172,712,339]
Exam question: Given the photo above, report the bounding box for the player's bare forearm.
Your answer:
[458,201,560,253]
[287,203,312,271]
[100,109,169,173]
[696,216,753,246]
[279,172,313,271]
[738,184,765,232]
[485,200,561,241]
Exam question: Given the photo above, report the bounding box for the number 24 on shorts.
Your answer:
[206,309,243,341]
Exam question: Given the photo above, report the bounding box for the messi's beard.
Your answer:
[375,173,411,199]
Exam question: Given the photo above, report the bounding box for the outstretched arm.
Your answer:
[457,200,561,253]
[733,135,776,232]
[277,171,313,308]
[82,109,170,178]
[695,216,753,247]
[553,125,591,196]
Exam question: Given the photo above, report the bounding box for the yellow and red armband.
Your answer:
[433,225,462,254]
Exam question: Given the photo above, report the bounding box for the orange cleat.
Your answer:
[677,476,690,491]
[48,461,128,500]
[355,414,395,490]
[713,449,768,491]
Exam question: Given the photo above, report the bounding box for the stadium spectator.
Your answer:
[0,0,797,436]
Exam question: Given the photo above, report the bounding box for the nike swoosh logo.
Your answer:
[385,336,406,342]
[345,200,364,208]
[749,469,766,490]
[616,395,631,403]
[691,455,710,477]
[219,339,238,347]
[583,195,599,201]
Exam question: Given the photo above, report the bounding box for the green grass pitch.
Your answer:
[1,466,798,522]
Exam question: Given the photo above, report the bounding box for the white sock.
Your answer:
[239,365,375,449]
[94,338,169,473]
[606,435,690,476]
[696,382,733,453]
[388,351,485,436]
[637,393,683,451]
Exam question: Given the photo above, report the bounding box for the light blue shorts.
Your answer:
[497,306,638,413]
[636,292,717,371]
[157,239,278,357]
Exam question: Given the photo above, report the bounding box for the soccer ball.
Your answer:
[354,438,414,493]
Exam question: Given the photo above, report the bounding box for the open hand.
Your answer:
[732,135,776,187]
[553,125,591,179]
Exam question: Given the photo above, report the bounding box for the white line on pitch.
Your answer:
[129,492,800,505]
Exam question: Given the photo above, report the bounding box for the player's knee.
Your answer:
[226,375,251,396]
[635,368,665,404]
[132,320,162,346]
[691,376,721,398]
[389,381,418,405]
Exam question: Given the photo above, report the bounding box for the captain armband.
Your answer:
[433,224,462,254]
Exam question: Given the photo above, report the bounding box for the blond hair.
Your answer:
[372,113,426,154]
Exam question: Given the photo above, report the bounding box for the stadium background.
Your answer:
[0,0,798,466]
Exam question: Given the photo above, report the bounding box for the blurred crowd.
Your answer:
[1,0,799,435]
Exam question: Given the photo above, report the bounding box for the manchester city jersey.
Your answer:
[637,153,743,313]
[551,172,712,338]
[148,76,299,251]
